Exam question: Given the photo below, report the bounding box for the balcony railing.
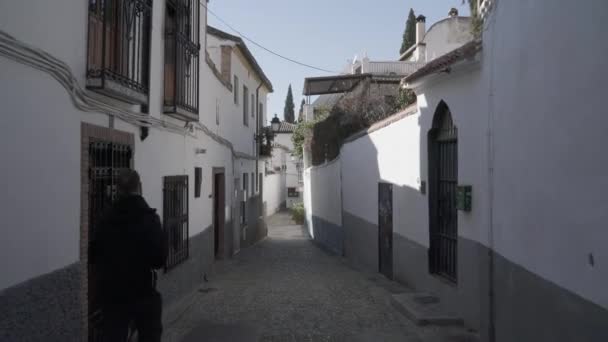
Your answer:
[364,61,425,76]
[259,144,272,157]
[164,0,200,120]
[87,0,152,104]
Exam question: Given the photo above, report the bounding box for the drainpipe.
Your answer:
[256,82,263,220]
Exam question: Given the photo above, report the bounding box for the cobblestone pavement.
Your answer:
[163,212,472,342]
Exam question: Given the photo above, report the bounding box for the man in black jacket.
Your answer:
[91,169,167,342]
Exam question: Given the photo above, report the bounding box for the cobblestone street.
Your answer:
[163,212,472,342]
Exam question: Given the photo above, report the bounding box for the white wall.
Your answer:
[422,17,473,62]
[304,159,342,236]
[273,132,301,207]
[0,0,271,291]
[481,0,608,309]
[263,173,285,216]
[202,34,269,157]
[341,112,432,247]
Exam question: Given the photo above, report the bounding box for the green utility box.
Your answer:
[456,185,472,212]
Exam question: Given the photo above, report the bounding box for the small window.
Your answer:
[288,187,299,198]
[234,76,239,104]
[255,172,264,192]
[258,103,263,129]
[194,167,202,198]
[215,98,220,125]
[243,86,249,126]
[242,173,249,197]
[251,94,255,117]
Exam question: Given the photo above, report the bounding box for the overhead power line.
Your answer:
[200,1,337,74]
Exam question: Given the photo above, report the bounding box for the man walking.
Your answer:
[91,169,167,342]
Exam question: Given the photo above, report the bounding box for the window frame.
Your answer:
[234,75,239,104]
[243,85,249,126]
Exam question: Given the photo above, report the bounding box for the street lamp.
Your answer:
[271,114,281,133]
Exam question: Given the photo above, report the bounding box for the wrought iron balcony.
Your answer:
[163,0,200,120]
[259,143,272,157]
[87,0,152,104]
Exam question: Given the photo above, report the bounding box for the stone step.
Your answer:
[391,292,464,326]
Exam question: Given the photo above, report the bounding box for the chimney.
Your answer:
[416,15,426,45]
[220,45,232,84]
[449,8,459,17]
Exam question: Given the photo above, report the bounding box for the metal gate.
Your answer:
[88,140,133,342]
[428,104,458,282]
[163,175,189,270]
[378,183,393,279]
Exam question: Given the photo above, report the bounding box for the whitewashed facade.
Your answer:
[306,1,608,341]
[0,1,272,340]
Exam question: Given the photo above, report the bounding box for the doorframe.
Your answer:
[80,123,134,341]
[212,167,226,259]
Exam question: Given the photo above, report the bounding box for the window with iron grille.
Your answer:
[163,175,189,270]
[288,187,299,198]
[243,86,249,126]
[163,0,200,119]
[87,0,152,104]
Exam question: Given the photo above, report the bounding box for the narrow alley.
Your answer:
[163,212,476,342]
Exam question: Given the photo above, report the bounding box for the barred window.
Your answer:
[163,175,189,270]
[164,0,200,119]
[87,0,152,104]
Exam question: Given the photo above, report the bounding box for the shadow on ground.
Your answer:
[163,212,477,342]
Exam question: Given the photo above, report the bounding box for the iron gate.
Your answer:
[88,140,133,342]
[428,105,458,282]
[378,183,393,279]
[163,175,189,270]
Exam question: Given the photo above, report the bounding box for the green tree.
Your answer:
[400,8,416,55]
[283,84,295,123]
[298,99,305,122]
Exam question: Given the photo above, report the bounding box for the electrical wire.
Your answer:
[200,1,337,74]
[0,29,257,161]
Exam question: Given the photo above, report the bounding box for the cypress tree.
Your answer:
[284,84,295,123]
[400,8,417,55]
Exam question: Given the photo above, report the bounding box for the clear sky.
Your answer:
[207,0,470,123]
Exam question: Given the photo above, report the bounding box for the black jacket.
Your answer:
[90,195,167,304]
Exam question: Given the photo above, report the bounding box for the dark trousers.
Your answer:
[102,290,163,342]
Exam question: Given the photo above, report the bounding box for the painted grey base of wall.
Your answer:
[0,263,82,342]
[0,228,217,342]
[392,233,483,332]
[343,210,608,342]
[310,215,344,256]
[343,211,378,273]
[241,196,267,249]
[158,227,215,307]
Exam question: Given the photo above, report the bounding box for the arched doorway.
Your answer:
[428,101,458,283]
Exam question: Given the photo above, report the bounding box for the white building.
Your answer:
[399,9,473,63]
[0,1,272,340]
[304,1,608,341]
[263,119,302,214]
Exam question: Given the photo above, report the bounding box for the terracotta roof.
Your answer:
[207,26,273,92]
[276,121,296,133]
[404,40,482,83]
